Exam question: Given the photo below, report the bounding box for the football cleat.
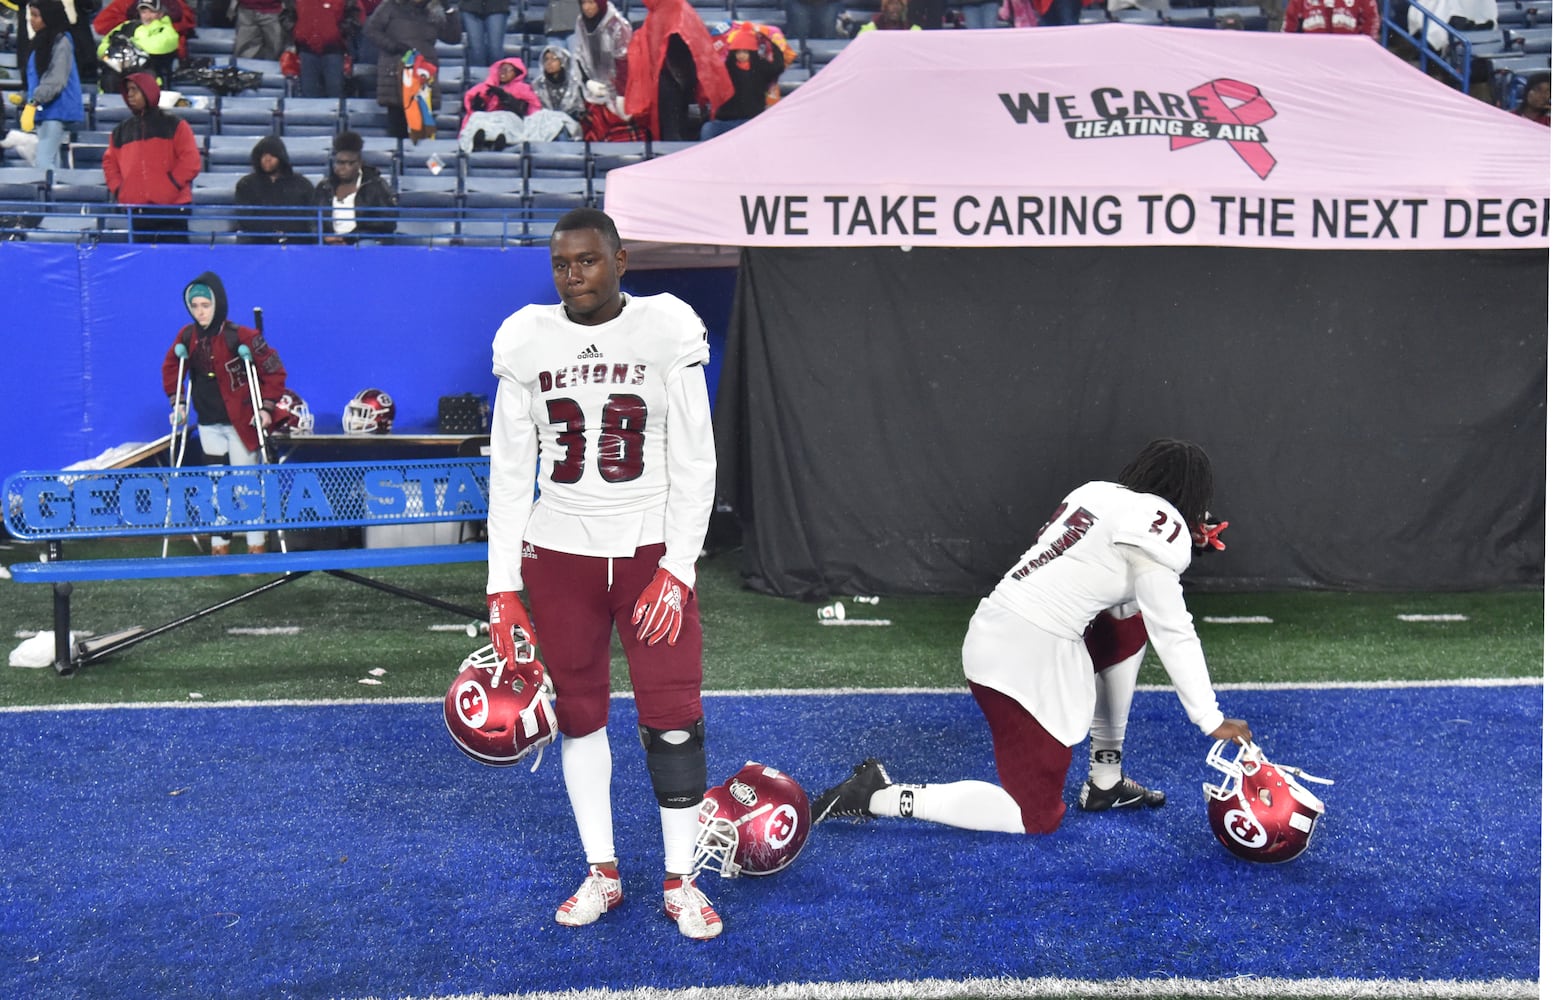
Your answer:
[662,876,723,940]
[555,864,623,927]
[811,758,891,824]
[1079,776,1166,811]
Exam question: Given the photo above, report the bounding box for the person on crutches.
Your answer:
[160,271,290,556]
[162,341,193,558]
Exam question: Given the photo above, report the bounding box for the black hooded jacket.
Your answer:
[234,136,318,242]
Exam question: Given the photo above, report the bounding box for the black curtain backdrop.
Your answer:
[713,246,1547,598]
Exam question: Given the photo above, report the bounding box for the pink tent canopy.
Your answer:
[604,25,1550,251]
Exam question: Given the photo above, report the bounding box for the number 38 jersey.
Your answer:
[486,293,715,594]
[988,480,1193,640]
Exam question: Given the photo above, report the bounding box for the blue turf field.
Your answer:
[0,685,1540,998]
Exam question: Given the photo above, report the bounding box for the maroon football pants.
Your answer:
[972,609,1149,834]
[522,542,704,737]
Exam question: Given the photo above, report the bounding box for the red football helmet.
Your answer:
[343,388,395,435]
[694,762,812,878]
[1202,739,1332,864]
[271,389,314,436]
[444,643,556,770]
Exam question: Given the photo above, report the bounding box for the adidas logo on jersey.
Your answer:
[577,343,603,360]
[522,542,537,560]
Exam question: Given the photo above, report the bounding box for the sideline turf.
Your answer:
[0,537,1540,706]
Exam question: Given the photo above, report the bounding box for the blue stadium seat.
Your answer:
[360,135,404,176]
[462,173,528,245]
[526,139,588,177]
[218,94,281,135]
[1165,6,1217,26]
[396,172,463,241]
[587,139,648,176]
[64,131,113,170]
[187,26,237,58]
[401,137,464,176]
[343,98,390,134]
[232,57,290,97]
[281,97,343,136]
[282,134,338,175]
[464,148,526,178]
[189,174,241,241]
[0,168,49,204]
[526,173,588,210]
[206,133,263,172]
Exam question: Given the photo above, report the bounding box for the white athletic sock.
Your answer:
[561,727,616,865]
[868,781,1025,834]
[660,803,701,877]
[1089,648,1146,788]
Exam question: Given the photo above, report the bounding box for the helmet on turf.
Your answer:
[271,389,314,436]
[342,388,395,435]
[444,642,556,770]
[693,761,811,878]
[1202,739,1332,864]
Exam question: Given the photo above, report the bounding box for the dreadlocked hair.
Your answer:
[1118,438,1214,525]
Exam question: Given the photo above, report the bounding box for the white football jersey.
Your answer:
[988,481,1191,638]
[486,293,715,593]
[967,480,1222,744]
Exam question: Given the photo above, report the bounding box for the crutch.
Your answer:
[162,342,193,558]
[237,334,288,554]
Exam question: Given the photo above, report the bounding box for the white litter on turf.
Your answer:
[358,678,384,686]
[1396,614,1469,622]
[227,626,302,636]
[819,619,893,627]
[1201,616,1274,624]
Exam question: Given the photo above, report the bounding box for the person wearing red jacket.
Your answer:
[1283,0,1379,38]
[624,0,733,141]
[161,271,290,556]
[285,0,362,98]
[102,71,202,243]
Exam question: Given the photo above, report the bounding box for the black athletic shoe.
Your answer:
[812,758,892,823]
[1078,776,1166,811]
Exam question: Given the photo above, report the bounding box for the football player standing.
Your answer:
[484,208,722,939]
[813,438,1253,836]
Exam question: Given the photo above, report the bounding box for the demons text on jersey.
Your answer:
[536,362,648,393]
[1011,505,1096,580]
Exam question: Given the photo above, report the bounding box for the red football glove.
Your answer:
[1192,520,1229,552]
[632,568,690,647]
[487,591,542,688]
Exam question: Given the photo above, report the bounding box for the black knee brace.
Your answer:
[638,719,707,809]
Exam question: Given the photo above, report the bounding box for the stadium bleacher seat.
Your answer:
[462,173,528,245]
[233,57,289,97]
[206,133,262,172]
[464,148,526,177]
[282,134,338,175]
[64,131,113,170]
[802,38,849,69]
[1165,6,1217,26]
[401,137,465,176]
[396,173,463,241]
[218,94,281,135]
[647,140,697,158]
[189,174,241,241]
[0,168,49,204]
[281,97,343,136]
[527,173,589,210]
[187,26,237,58]
[526,140,588,177]
[343,98,390,134]
[93,95,136,132]
[360,135,403,176]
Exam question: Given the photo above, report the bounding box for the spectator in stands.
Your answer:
[784,0,841,39]
[700,24,783,140]
[17,0,99,91]
[459,56,568,149]
[1282,0,1378,38]
[581,77,645,141]
[624,0,733,141]
[535,43,587,121]
[459,0,510,68]
[162,271,288,556]
[1515,74,1550,125]
[365,0,461,139]
[952,0,1003,28]
[24,0,86,173]
[860,0,920,29]
[571,0,631,107]
[1036,0,1082,25]
[102,71,201,243]
[312,129,397,243]
[235,135,317,244]
[95,0,186,89]
[283,0,362,98]
[999,0,1039,26]
[235,0,289,58]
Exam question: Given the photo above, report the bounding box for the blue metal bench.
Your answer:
[3,458,492,675]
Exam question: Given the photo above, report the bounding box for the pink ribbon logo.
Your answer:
[1169,78,1278,180]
